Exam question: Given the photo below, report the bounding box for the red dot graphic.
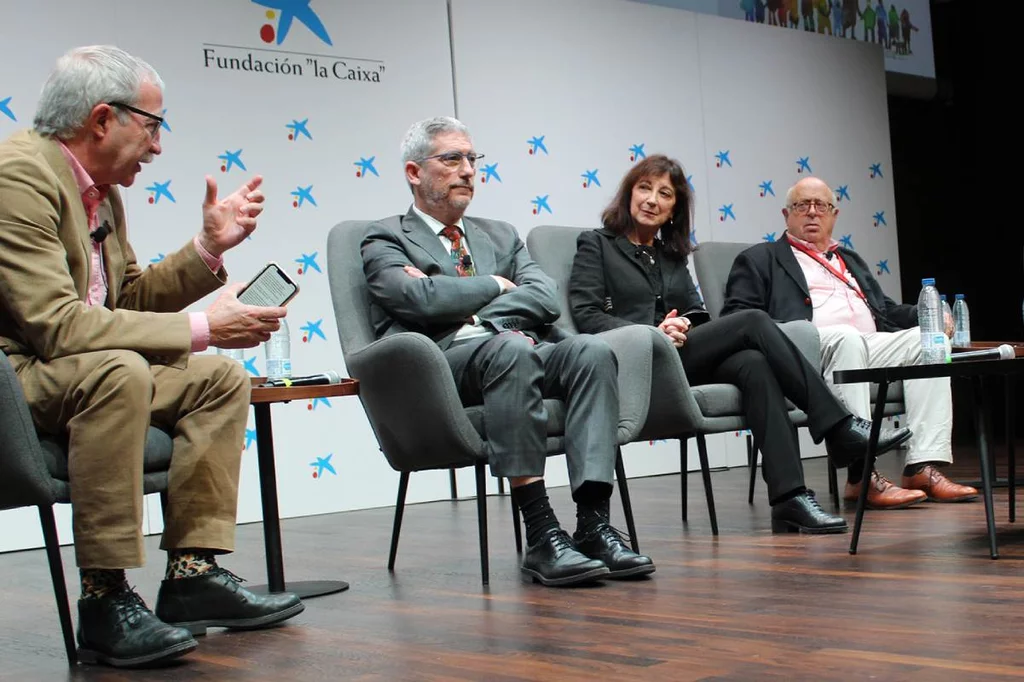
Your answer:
[148,197,154,204]
[293,201,298,208]
[798,168,803,173]
[356,171,361,177]
[288,134,293,140]
[297,268,303,275]
[221,165,226,172]
[582,183,587,188]
[760,192,764,197]
[528,148,533,155]
[630,155,635,161]
[260,24,275,43]
[303,335,308,343]
[719,216,724,221]
[307,403,313,411]
[532,209,537,215]
[312,471,318,478]
[716,162,721,167]
[481,177,486,183]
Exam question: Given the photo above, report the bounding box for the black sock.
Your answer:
[572,481,613,535]
[847,460,866,484]
[512,480,560,546]
[769,486,807,506]
[903,461,939,477]
[80,568,127,600]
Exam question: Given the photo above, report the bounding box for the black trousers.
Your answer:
[679,310,849,502]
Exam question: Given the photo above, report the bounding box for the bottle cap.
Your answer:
[922,278,935,286]
[955,294,965,300]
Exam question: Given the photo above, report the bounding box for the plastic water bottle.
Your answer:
[265,319,292,380]
[917,278,947,364]
[216,347,245,364]
[940,295,952,328]
[952,294,971,347]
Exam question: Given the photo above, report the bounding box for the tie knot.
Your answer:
[441,225,462,243]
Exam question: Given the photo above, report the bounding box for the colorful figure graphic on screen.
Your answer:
[0,97,16,122]
[841,0,859,38]
[875,0,888,47]
[785,0,800,27]
[253,0,334,46]
[741,0,755,21]
[899,9,918,54]
[815,0,831,35]
[831,0,843,35]
[754,0,766,24]
[859,1,876,42]
[888,5,900,48]
[767,0,783,26]
[801,0,816,31]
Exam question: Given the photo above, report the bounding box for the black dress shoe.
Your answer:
[155,567,304,636]
[77,586,197,668]
[771,491,848,534]
[573,523,655,578]
[521,528,610,586]
[825,416,913,469]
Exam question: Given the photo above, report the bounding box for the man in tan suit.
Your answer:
[0,46,303,668]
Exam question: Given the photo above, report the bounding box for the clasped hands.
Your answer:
[658,309,691,348]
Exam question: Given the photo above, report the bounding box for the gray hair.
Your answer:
[784,179,838,209]
[33,45,164,140]
[400,116,470,165]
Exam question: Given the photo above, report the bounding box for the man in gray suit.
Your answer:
[361,117,654,586]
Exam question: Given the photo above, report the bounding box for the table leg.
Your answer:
[850,381,888,555]
[972,377,999,559]
[248,402,349,597]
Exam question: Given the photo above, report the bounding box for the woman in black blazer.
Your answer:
[568,155,911,533]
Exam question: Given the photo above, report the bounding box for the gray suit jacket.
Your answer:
[361,207,564,349]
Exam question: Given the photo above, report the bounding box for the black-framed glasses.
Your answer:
[108,101,164,138]
[416,151,485,168]
[789,199,835,215]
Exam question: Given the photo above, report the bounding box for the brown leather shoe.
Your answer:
[901,465,979,502]
[843,471,927,509]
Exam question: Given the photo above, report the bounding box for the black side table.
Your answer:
[834,358,1024,559]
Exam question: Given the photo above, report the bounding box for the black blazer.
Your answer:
[720,238,917,332]
[569,228,707,334]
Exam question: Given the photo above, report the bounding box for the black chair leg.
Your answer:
[39,505,76,666]
[448,468,458,500]
[679,437,688,524]
[387,472,410,571]
[159,491,169,521]
[474,462,489,585]
[827,460,839,507]
[696,434,719,536]
[1007,376,1016,523]
[497,477,506,496]
[746,434,757,504]
[511,493,523,555]
[615,448,640,553]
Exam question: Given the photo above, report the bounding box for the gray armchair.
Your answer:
[0,349,174,666]
[693,241,907,503]
[325,221,655,584]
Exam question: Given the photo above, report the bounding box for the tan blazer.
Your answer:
[0,130,226,370]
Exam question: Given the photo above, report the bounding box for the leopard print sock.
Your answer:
[80,568,128,600]
[165,550,217,580]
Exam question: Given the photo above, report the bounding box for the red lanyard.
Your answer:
[787,237,867,303]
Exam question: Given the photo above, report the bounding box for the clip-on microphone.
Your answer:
[92,220,112,243]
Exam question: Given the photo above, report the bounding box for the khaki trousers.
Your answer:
[13,351,250,568]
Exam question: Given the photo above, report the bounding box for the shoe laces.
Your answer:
[871,471,895,491]
[110,585,151,628]
[589,522,632,548]
[801,491,825,513]
[548,529,576,552]
[210,566,246,590]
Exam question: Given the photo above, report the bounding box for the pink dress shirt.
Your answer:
[57,143,220,351]
[787,234,876,333]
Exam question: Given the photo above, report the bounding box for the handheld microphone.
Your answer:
[92,220,111,243]
[461,254,473,268]
[950,344,1016,363]
[261,370,342,387]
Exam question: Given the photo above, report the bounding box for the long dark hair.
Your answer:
[601,154,694,259]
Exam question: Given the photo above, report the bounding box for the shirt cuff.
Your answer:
[189,312,211,353]
[193,236,223,273]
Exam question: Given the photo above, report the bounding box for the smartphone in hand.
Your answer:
[237,262,299,307]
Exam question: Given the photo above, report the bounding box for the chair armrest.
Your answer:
[594,326,653,445]
[0,352,57,510]
[777,320,822,371]
[636,329,707,441]
[344,333,484,472]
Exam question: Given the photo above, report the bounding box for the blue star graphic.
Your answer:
[291,185,317,207]
[218,149,246,173]
[245,428,257,450]
[286,118,312,140]
[310,396,331,410]
[869,163,883,178]
[581,169,600,188]
[251,0,333,45]
[243,357,259,376]
[715,150,732,167]
[796,157,812,173]
[354,156,378,177]
[531,195,552,214]
[301,319,326,342]
[873,210,887,226]
[839,234,854,250]
[629,143,646,161]
[836,185,851,202]
[718,204,736,221]
[295,252,321,274]
[759,180,775,197]
[762,232,777,242]
[145,180,176,204]
[527,136,548,155]
[160,109,171,133]
[690,229,699,247]
[309,454,337,477]
[876,259,890,274]
[480,163,502,183]
[686,175,694,192]
[0,96,16,122]
[149,253,166,264]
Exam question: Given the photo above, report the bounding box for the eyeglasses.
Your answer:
[108,101,164,139]
[789,200,835,215]
[416,151,485,168]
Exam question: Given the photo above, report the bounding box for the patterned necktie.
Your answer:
[441,225,475,277]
